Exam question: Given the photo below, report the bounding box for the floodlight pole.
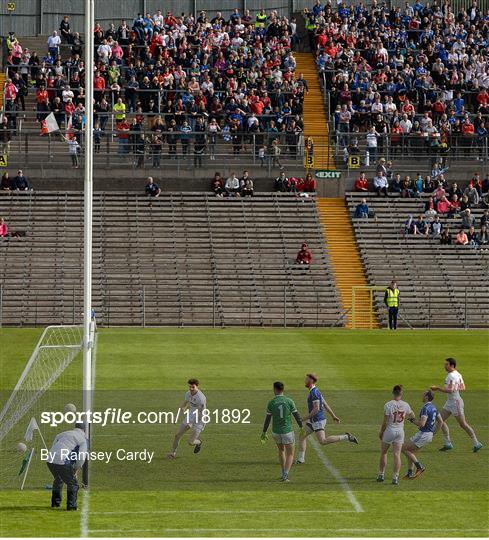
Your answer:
[82,0,95,487]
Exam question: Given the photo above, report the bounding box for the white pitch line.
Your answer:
[310,438,364,513]
[80,332,97,538]
[92,509,355,515]
[80,489,90,538]
[90,528,489,534]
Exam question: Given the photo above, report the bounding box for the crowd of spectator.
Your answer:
[353,163,488,249]
[4,9,307,162]
[306,0,489,159]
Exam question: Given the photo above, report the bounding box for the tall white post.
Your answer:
[83,0,95,486]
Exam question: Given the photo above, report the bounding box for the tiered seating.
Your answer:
[0,192,341,327]
[346,193,489,328]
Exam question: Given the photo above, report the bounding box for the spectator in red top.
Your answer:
[296,243,312,265]
[117,119,130,157]
[317,31,328,49]
[437,196,453,215]
[305,173,316,193]
[476,89,489,109]
[4,79,17,106]
[462,118,475,155]
[36,85,48,104]
[354,172,369,192]
[93,71,106,101]
[0,217,8,238]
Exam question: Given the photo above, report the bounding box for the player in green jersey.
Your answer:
[261,381,304,482]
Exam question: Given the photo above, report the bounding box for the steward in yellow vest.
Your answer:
[255,10,267,28]
[384,281,400,329]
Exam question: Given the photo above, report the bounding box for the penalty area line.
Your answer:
[310,437,364,513]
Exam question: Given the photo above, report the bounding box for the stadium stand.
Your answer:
[346,192,489,329]
[0,192,342,327]
[306,0,489,165]
[2,13,313,170]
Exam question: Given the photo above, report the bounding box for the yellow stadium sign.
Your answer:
[304,137,314,170]
[348,155,361,169]
[0,154,8,167]
[7,3,16,12]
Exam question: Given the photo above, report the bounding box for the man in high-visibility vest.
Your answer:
[384,280,400,330]
[255,9,267,29]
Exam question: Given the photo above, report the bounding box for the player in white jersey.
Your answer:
[431,358,483,453]
[167,378,207,459]
[378,384,415,485]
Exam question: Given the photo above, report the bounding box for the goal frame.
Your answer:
[351,286,385,329]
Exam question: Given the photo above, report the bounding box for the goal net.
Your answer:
[0,325,84,489]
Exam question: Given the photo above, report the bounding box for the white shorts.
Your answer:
[382,427,404,445]
[272,431,295,445]
[306,419,326,433]
[410,431,433,448]
[443,399,464,417]
[180,421,205,435]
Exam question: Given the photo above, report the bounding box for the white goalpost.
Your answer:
[82,0,95,487]
[0,0,96,490]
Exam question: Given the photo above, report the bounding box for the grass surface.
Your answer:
[0,328,488,537]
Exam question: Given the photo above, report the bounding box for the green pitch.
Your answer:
[0,328,488,537]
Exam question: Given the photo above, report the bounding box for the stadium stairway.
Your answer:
[316,198,378,328]
[294,52,334,170]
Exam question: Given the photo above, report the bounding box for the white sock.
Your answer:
[443,435,452,445]
[339,434,348,441]
[298,451,305,461]
[471,435,480,445]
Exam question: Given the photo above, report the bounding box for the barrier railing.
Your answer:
[0,283,342,329]
[1,125,487,172]
[0,281,486,329]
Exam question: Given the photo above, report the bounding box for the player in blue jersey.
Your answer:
[402,390,443,479]
[296,373,358,464]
